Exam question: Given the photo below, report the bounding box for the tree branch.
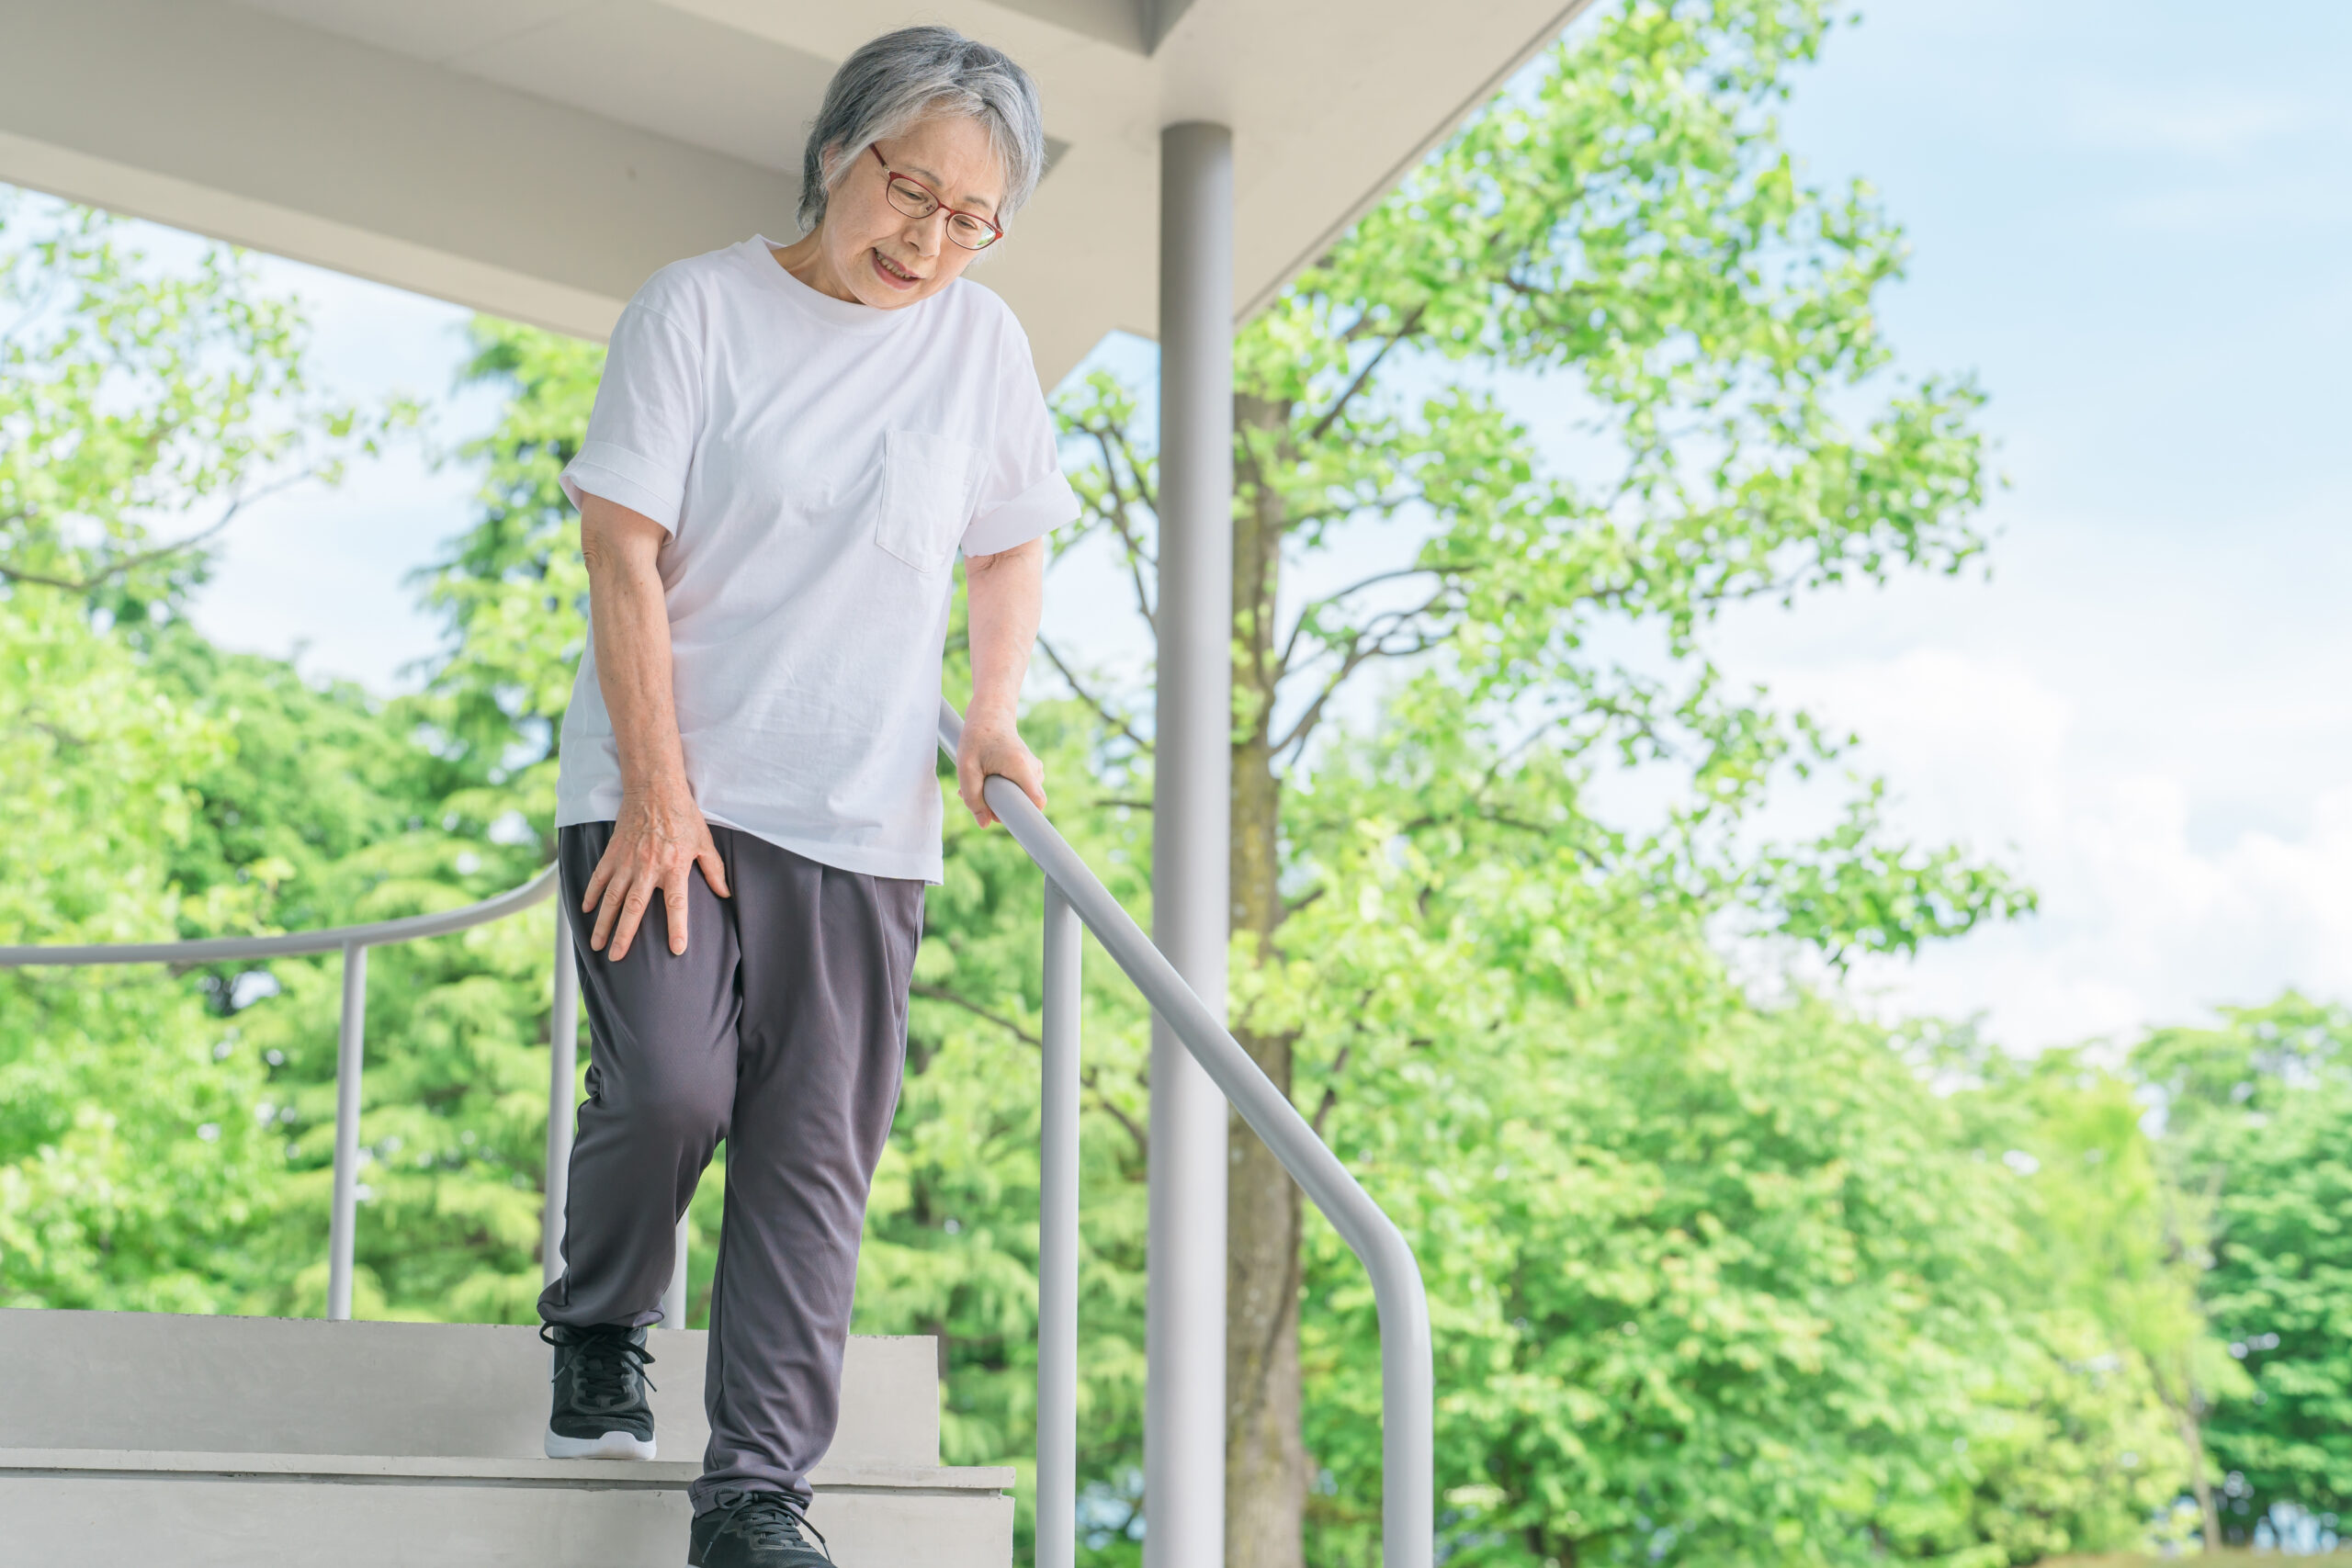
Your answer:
[0,469,312,593]
[1275,562,1455,681]
[1035,633,1151,754]
[1303,303,1427,446]
[1310,1043,1354,1138]
[1272,592,1453,760]
[910,983,1038,1046]
[909,979,1150,1161]
[1110,423,1158,516]
[1082,424,1159,634]
[1083,1069,1151,1164]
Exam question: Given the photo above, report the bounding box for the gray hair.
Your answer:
[797,27,1046,236]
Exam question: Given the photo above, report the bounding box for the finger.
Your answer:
[1017,758,1047,812]
[582,850,616,914]
[609,886,650,963]
[590,873,625,952]
[956,758,989,827]
[664,883,690,956]
[697,842,730,900]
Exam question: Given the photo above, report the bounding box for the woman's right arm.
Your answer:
[576,491,729,961]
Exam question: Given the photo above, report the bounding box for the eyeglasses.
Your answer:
[871,145,1003,251]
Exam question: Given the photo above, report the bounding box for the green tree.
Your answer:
[0,188,397,615]
[0,188,529,1322]
[2138,994,2352,1542]
[6,2,2187,1553]
[1051,2,2019,1557]
[1939,1038,2222,1559]
[0,588,279,1310]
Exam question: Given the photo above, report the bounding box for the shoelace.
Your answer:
[540,1323,656,1414]
[723,1493,831,1560]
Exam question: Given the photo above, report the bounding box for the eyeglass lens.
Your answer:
[884,176,996,250]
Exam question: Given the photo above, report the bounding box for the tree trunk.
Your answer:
[1226,393,1307,1568]
[2176,1402,2222,1551]
[2147,1352,2222,1551]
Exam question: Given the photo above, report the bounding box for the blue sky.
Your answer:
[74,0,2352,1051]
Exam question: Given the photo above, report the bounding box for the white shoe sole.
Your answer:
[545,1426,657,1461]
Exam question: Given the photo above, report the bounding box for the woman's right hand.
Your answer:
[581,779,731,961]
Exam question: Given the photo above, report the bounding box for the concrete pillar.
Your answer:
[1148,119,1233,1568]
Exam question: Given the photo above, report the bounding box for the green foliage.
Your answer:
[414,320,605,822]
[0,188,405,616]
[1210,697,2181,1568]
[0,589,277,1310]
[2137,997,2352,1538]
[6,1,2346,1561]
[1938,1042,2222,1561]
[1058,6,2043,1556]
[0,195,556,1324]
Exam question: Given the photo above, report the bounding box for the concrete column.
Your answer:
[1148,119,1233,1568]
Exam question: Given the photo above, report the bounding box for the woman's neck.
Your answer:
[767,233,858,305]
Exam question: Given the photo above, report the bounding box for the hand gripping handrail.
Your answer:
[938,699,1434,1568]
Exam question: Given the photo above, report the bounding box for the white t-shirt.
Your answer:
[554,236,1077,884]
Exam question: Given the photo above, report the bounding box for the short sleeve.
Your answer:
[559,299,702,535]
[960,320,1079,558]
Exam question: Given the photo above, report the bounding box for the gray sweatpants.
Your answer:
[537,821,923,1512]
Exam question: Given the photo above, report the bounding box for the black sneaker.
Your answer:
[689,1492,832,1567]
[540,1321,657,1460]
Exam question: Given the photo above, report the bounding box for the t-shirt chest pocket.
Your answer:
[875,429,978,574]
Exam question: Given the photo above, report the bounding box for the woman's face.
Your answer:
[809,113,1005,310]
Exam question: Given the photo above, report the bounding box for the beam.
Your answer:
[0,0,792,342]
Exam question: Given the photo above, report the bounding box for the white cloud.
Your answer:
[1775,648,2352,1051]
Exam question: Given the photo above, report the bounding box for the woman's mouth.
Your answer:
[870,249,923,289]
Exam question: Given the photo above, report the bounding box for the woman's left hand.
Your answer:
[956,708,1046,829]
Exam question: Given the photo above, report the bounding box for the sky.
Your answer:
[52,0,2352,1055]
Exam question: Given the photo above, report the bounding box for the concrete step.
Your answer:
[1,1449,1011,1566]
[0,1309,939,1462]
[0,1311,1012,1567]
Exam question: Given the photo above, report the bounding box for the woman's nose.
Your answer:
[904,211,946,258]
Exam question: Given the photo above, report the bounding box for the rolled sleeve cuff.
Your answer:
[560,441,684,534]
[962,470,1079,558]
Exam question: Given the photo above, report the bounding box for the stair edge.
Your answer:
[0,1447,1014,1494]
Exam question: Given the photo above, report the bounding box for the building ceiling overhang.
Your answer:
[0,0,1594,380]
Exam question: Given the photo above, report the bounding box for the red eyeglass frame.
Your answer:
[870,145,1003,250]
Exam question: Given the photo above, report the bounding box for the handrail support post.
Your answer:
[1038,881,1082,1568]
[325,940,368,1321]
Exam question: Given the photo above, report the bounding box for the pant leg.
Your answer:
[538,820,742,1331]
[689,839,924,1514]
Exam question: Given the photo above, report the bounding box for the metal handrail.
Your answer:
[936,699,1434,1568]
[0,863,560,967]
[0,863,566,1322]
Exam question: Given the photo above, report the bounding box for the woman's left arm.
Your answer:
[958,536,1047,828]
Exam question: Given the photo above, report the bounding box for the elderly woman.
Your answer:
[534,27,1070,1568]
